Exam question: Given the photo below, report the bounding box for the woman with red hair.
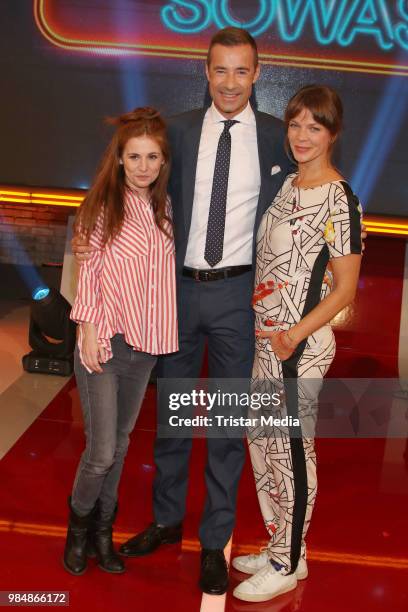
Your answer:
[64,108,178,576]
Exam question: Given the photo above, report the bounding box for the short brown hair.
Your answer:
[285,85,343,137]
[207,27,258,66]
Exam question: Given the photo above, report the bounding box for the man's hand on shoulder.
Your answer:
[361,222,367,253]
[71,234,95,264]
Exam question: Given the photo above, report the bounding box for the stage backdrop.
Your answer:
[0,0,407,217]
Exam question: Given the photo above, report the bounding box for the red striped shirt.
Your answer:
[71,189,178,367]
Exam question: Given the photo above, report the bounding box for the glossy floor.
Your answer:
[0,236,407,611]
[0,378,407,612]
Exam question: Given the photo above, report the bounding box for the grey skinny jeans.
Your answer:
[71,334,156,518]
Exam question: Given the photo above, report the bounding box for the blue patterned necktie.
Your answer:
[204,119,239,268]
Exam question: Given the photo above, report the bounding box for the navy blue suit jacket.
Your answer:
[166,108,292,275]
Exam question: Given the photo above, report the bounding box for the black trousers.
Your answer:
[153,271,254,549]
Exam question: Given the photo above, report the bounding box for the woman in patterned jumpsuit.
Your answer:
[233,86,362,602]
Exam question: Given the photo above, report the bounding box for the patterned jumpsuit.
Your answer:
[249,173,362,575]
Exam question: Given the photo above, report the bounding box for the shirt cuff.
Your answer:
[70,303,99,324]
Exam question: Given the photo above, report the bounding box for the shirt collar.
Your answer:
[207,101,255,126]
[125,185,151,208]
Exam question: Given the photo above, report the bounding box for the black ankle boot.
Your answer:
[85,503,99,559]
[63,498,93,575]
[94,506,125,574]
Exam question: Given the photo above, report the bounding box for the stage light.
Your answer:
[22,287,76,376]
[0,187,84,207]
[33,287,50,301]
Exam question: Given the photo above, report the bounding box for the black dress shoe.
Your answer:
[119,522,182,557]
[199,549,229,595]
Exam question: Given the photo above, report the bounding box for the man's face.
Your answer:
[206,43,260,118]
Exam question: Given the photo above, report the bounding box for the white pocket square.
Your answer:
[271,165,281,175]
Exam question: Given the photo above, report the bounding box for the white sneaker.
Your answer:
[232,549,269,574]
[233,564,297,602]
[232,551,308,580]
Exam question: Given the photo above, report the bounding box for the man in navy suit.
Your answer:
[117,28,292,594]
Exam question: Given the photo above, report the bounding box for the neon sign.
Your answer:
[34,0,408,76]
[162,0,408,50]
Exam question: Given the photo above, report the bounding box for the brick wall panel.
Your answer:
[0,203,73,266]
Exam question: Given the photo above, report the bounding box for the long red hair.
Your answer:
[75,107,171,243]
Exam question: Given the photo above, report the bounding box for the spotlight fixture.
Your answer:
[22,286,76,376]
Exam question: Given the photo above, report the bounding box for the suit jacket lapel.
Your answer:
[181,109,207,235]
[253,111,290,233]
[254,111,273,233]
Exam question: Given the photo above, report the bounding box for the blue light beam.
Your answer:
[113,1,146,112]
[0,216,47,294]
[351,75,408,207]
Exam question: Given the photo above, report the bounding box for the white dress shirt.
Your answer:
[184,102,261,269]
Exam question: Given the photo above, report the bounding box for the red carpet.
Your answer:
[0,235,407,610]
[0,379,407,611]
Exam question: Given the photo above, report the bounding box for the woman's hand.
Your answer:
[71,234,96,264]
[256,329,298,361]
[81,323,106,373]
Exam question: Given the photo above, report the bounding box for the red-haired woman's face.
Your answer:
[120,135,164,196]
[288,107,333,166]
